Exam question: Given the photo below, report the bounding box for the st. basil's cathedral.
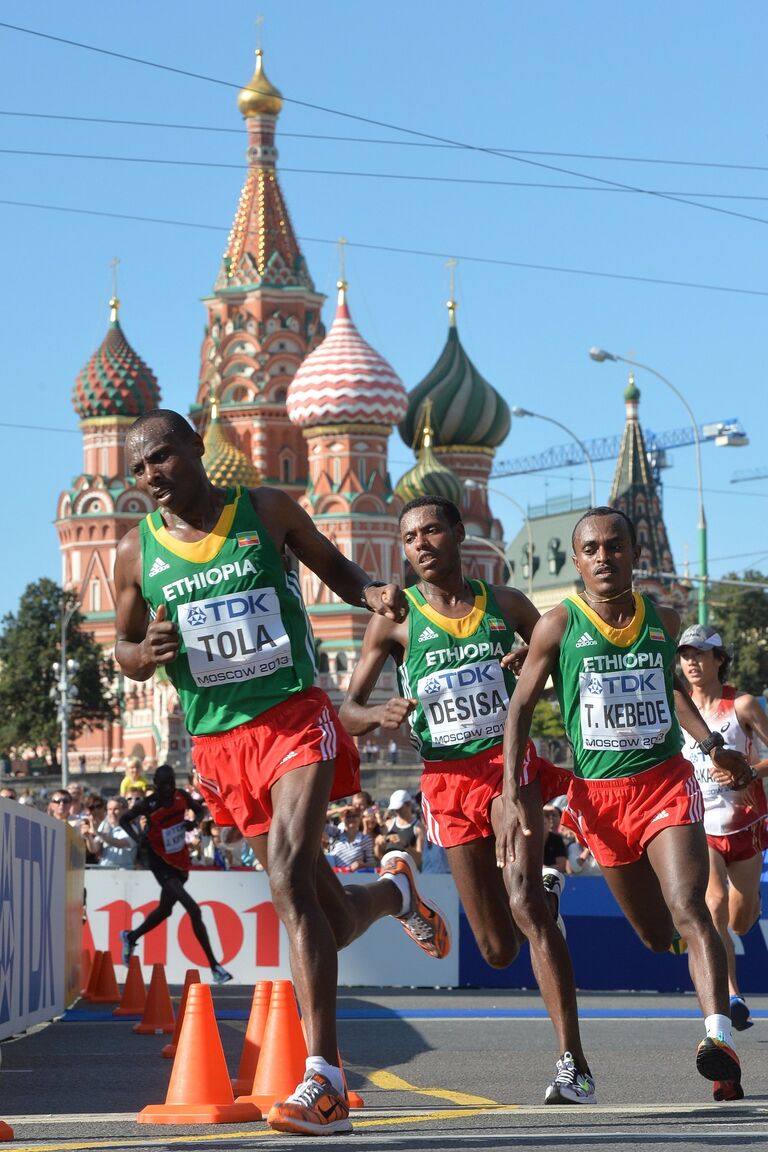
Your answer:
[55,50,683,771]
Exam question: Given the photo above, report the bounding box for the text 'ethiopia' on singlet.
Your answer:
[139,486,316,735]
[682,685,766,836]
[397,580,517,761]
[553,592,683,780]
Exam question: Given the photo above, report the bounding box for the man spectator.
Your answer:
[91,797,137,868]
[47,791,74,820]
[388,738,399,765]
[66,782,87,827]
[0,787,17,801]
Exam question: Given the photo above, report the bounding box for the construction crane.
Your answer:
[731,468,768,484]
[492,419,748,483]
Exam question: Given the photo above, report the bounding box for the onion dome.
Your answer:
[399,302,510,450]
[286,281,408,428]
[202,399,260,488]
[624,371,640,403]
[395,400,463,506]
[72,297,160,420]
[238,49,283,118]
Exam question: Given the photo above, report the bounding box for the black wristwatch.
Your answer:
[360,580,386,610]
[698,731,726,756]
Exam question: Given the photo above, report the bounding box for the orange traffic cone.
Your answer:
[138,984,262,1124]
[236,979,307,1111]
[232,980,272,1094]
[82,950,103,1000]
[0,1121,12,1140]
[133,963,175,1035]
[161,969,201,1058]
[89,951,121,1003]
[339,1049,365,1109]
[113,955,146,1017]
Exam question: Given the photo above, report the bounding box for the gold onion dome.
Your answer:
[395,401,463,507]
[202,402,261,488]
[238,50,283,118]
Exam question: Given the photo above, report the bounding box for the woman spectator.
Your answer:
[119,756,149,797]
[329,806,376,871]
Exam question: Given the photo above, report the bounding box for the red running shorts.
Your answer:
[561,752,704,868]
[707,819,768,865]
[191,687,360,838]
[420,740,571,848]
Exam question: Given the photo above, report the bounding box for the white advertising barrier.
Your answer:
[85,867,460,987]
[0,800,80,1041]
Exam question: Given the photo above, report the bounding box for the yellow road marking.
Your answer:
[367,1069,501,1107]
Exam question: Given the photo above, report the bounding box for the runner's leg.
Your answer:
[447,836,521,968]
[128,882,177,943]
[265,759,340,1064]
[496,780,589,1071]
[645,823,729,1017]
[705,848,737,996]
[247,832,403,948]
[172,877,220,969]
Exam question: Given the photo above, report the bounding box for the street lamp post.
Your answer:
[588,348,708,624]
[51,601,80,788]
[511,406,597,508]
[464,533,513,578]
[464,479,534,597]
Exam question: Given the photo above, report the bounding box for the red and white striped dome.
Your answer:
[287,284,407,428]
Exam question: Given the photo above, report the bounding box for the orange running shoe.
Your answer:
[696,1036,742,1101]
[379,850,451,959]
[267,1072,352,1135]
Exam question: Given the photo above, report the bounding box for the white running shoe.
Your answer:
[379,850,451,958]
[542,867,567,938]
[545,1051,596,1104]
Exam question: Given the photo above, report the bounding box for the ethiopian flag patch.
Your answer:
[488,619,507,631]
[236,530,260,548]
[648,627,665,642]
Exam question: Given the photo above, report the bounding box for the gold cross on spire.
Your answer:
[109,256,120,322]
[337,236,348,304]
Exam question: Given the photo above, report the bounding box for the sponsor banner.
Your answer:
[0,800,72,1040]
[85,869,460,986]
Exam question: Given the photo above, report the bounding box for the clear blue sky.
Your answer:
[2,2,768,621]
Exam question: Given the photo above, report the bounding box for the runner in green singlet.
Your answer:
[340,495,595,1104]
[114,410,450,1137]
[500,506,754,1103]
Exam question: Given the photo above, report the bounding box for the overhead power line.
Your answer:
[2,22,768,230]
[2,196,768,298]
[6,146,768,204]
[3,108,768,174]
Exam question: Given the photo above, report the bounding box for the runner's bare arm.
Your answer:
[339,614,414,735]
[114,530,180,680]
[494,586,540,673]
[735,694,768,775]
[674,673,754,787]
[250,487,406,619]
[497,607,567,865]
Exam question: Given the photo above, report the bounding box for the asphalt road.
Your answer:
[2,987,768,1151]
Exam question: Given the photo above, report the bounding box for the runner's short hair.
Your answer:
[399,495,461,527]
[571,506,637,550]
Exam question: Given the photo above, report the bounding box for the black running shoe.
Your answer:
[730,996,753,1032]
[696,1036,741,1089]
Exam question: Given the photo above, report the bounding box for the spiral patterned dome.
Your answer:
[72,299,160,420]
[202,404,261,488]
[286,283,408,428]
[399,306,509,450]
[395,401,463,507]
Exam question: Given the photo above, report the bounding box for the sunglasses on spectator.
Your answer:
[88,802,105,810]
[52,796,71,804]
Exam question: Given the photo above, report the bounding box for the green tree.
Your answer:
[530,697,568,763]
[0,579,118,766]
[708,570,768,697]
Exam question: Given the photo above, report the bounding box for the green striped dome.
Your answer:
[73,301,160,419]
[202,413,260,488]
[395,401,463,506]
[399,319,510,450]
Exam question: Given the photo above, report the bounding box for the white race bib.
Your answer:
[579,668,671,751]
[178,588,294,687]
[418,660,508,748]
[161,822,186,854]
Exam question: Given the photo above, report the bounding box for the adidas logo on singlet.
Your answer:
[575,631,598,648]
[418,625,439,642]
[148,557,171,578]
